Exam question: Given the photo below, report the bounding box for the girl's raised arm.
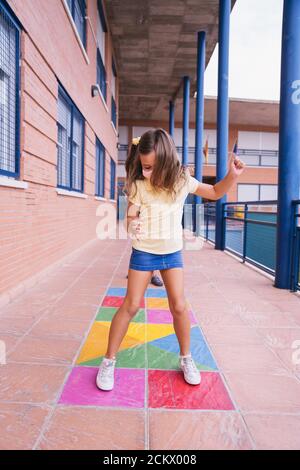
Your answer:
[192,153,246,201]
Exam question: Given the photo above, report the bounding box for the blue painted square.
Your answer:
[106,287,127,297]
[145,288,168,298]
[148,326,218,371]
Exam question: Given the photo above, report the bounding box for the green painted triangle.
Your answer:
[147,343,215,371]
[96,307,145,323]
[78,344,147,368]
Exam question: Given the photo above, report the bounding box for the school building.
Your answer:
[118,96,279,204]
[0,0,279,300]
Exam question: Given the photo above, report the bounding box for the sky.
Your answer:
[204,0,284,101]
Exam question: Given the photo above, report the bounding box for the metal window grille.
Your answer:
[97,49,106,100]
[66,0,86,47]
[0,3,20,177]
[111,95,116,128]
[110,157,115,199]
[95,138,105,197]
[57,86,84,192]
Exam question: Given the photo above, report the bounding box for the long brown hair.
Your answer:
[124,128,189,202]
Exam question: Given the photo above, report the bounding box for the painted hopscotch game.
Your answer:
[59,287,234,410]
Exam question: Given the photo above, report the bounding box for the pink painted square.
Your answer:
[148,370,235,410]
[59,367,145,408]
[147,309,197,325]
[101,296,145,308]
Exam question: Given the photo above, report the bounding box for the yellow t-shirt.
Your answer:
[127,171,199,254]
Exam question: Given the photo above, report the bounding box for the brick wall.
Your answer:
[0,1,118,296]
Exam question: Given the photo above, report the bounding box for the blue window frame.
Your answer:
[57,85,85,192]
[110,157,116,200]
[96,0,107,101]
[95,138,105,197]
[97,49,106,101]
[66,0,86,48]
[111,95,117,128]
[111,60,117,128]
[0,2,21,178]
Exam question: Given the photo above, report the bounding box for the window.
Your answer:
[238,184,259,202]
[238,184,278,202]
[95,138,105,197]
[97,50,106,100]
[0,2,20,177]
[237,131,279,167]
[57,85,84,192]
[66,0,86,48]
[260,184,278,200]
[96,1,107,100]
[110,157,116,199]
[111,60,117,128]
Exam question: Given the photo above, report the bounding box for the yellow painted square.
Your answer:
[76,321,146,365]
[146,298,170,310]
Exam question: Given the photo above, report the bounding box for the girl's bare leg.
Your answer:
[105,269,152,359]
[159,267,190,356]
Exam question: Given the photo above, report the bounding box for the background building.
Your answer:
[118,96,279,204]
[0,0,119,295]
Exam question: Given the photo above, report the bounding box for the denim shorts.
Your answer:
[129,247,184,271]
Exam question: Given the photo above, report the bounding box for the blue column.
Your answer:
[182,76,190,166]
[194,31,206,234]
[275,0,300,288]
[195,32,206,200]
[169,101,175,137]
[215,0,230,250]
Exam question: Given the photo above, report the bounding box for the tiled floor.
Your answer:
[59,287,233,410]
[1,236,300,449]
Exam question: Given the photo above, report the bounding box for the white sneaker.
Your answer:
[179,354,201,385]
[96,357,116,391]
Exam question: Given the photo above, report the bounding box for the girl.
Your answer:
[124,138,163,287]
[97,128,245,391]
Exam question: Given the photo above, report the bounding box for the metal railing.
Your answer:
[200,199,300,290]
[117,145,278,167]
[223,200,277,275]
[201,202,217,243]
[201,200,278,276]
[291,200,300,291]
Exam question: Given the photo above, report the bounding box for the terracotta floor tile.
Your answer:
[237,309,299,328]
[0,403,51,449]
[149,410,253,450]
[44,303,97,321]
[0,363,68,404]
[210,344,287,374]
[0,316,36,336]
[202,325,262,345]
[224,372,300,412]
[29,317,89,341]
[242,413,300,450]
[8,336,81,365]
[38,407,145,450]
[198,312,247,327]
[0,334,22,355]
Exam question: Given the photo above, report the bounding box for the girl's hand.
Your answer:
[228,153,246,177]
[128,218,143,240]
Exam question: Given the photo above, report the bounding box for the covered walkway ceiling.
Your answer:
[204,96,279,129]
[105,0,236,122]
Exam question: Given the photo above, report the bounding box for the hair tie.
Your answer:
[132,136,140,145]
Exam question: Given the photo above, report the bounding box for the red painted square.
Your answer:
[101,296,145,308]
[148,370,235,410]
